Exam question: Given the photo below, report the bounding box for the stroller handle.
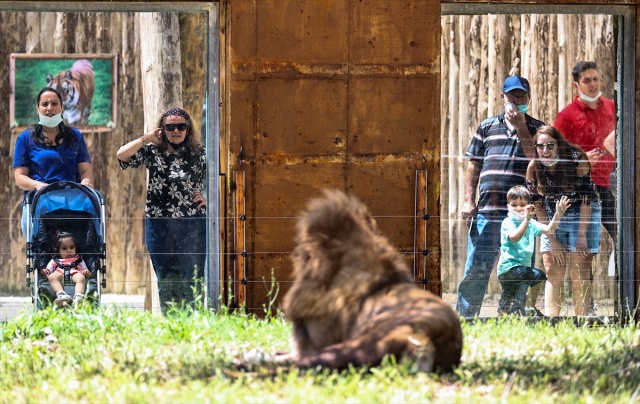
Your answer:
[25,181,104,205]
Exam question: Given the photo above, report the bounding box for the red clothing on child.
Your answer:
[45,255,89,277]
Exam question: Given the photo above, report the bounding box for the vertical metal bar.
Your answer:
[618,8,636,321]
[205,2,221,311]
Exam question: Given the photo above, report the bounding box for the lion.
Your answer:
[275,190,463,372]
[46,59,95,126]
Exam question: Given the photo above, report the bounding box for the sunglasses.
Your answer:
[535,143,556,151]
[164,123,188,132]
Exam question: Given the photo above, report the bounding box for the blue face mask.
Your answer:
[506,102,529,114]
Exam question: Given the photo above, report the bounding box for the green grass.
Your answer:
[1,305,638,403]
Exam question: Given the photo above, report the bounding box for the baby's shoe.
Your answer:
[54,292,72,307]
[73,294,85,309]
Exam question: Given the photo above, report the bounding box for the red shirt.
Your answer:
[554,96,615,188]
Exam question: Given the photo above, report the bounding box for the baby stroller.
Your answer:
[25,181,107,309]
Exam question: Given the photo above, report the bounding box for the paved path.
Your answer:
[0,294,145,322]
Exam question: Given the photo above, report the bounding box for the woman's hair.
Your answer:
[507,185,530,203]
[30,87,77,147]
[529,125,586,195]
[154,107,202,154]
[51,230,78,254]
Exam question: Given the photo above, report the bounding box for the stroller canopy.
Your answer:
[30,181,103,240]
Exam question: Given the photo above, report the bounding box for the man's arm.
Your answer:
[461,160,481,227]
[603,129,615,157]
[505,108,536,159]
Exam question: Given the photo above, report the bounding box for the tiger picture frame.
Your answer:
[10,53,118,133]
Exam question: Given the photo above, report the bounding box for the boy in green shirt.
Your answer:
[497,185,570,316]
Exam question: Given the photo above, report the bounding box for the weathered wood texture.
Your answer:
[441,14,616,297]
[138,12,184,313]
[0,11,206,296]
[226,0,441,314]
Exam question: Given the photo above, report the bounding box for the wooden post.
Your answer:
[234,171,246,308]
[138,12,183,314]
[414,170,428,289]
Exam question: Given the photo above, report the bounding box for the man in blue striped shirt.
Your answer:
[456,76,545,318]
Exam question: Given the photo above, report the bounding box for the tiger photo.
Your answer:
[46,59,95,126]
[268,190,463,372]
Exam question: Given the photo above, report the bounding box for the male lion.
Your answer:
[279,190,463,372]
[46,59,95,126]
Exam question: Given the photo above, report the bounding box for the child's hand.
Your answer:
[525,204,536,220]
[82,269,91,278]
[555,196,571,215]
[41,268,50,277]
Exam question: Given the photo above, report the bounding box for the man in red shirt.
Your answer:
[554,61,616,244]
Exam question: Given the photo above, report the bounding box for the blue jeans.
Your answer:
[145,216,207,311]
[456,212,503,317]
[540,200,602,254]
[498,266,547,313]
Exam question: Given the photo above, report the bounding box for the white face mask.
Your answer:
[507,206,527,221]
[579,89,602,103]
[38,113,64,128]
[540,155,559,167]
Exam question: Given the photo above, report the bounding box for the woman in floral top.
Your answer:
[117,107,206,312]
[526,125,601,316]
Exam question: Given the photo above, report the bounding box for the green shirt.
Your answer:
[497,216,545,276]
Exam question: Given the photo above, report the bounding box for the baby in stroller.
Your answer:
[25,181,107,309]
[42,231,91,308]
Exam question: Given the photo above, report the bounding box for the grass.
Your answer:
[1,305,639,403]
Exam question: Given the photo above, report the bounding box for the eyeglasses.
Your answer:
[535,143,556,151]
[164,123,188,132]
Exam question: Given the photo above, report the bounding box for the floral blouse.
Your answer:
[119,145,206,218]
[527,146,600,217]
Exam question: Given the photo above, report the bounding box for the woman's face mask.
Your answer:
[38,112,64,128]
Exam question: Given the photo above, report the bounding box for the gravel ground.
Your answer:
[0,294,145,322]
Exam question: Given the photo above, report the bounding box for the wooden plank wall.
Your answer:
[225,0,442,314]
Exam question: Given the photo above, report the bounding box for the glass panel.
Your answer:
[0,2,219,316]
[440,6,633,320]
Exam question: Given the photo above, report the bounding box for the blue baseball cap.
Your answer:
[502,76,530,93]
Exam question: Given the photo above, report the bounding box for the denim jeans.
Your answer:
[145,216,207,312]
[456,212,503,317]
[540,200,602,254]
[498,266,547,313]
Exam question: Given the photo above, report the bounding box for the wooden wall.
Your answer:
[224,0,442,313]
[1,1,638,317]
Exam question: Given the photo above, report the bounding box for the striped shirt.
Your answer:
[465,113,545,214]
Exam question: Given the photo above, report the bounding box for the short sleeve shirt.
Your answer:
[119,145,206,218]
[13,128,91,186]
[497,217,546,276]
[554,97,615,188]
[466,113,545,214]
[533,146,600,217]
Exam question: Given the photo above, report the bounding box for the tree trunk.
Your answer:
[138,12,184,313]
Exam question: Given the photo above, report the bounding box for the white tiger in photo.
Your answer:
[46,59,95,126]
